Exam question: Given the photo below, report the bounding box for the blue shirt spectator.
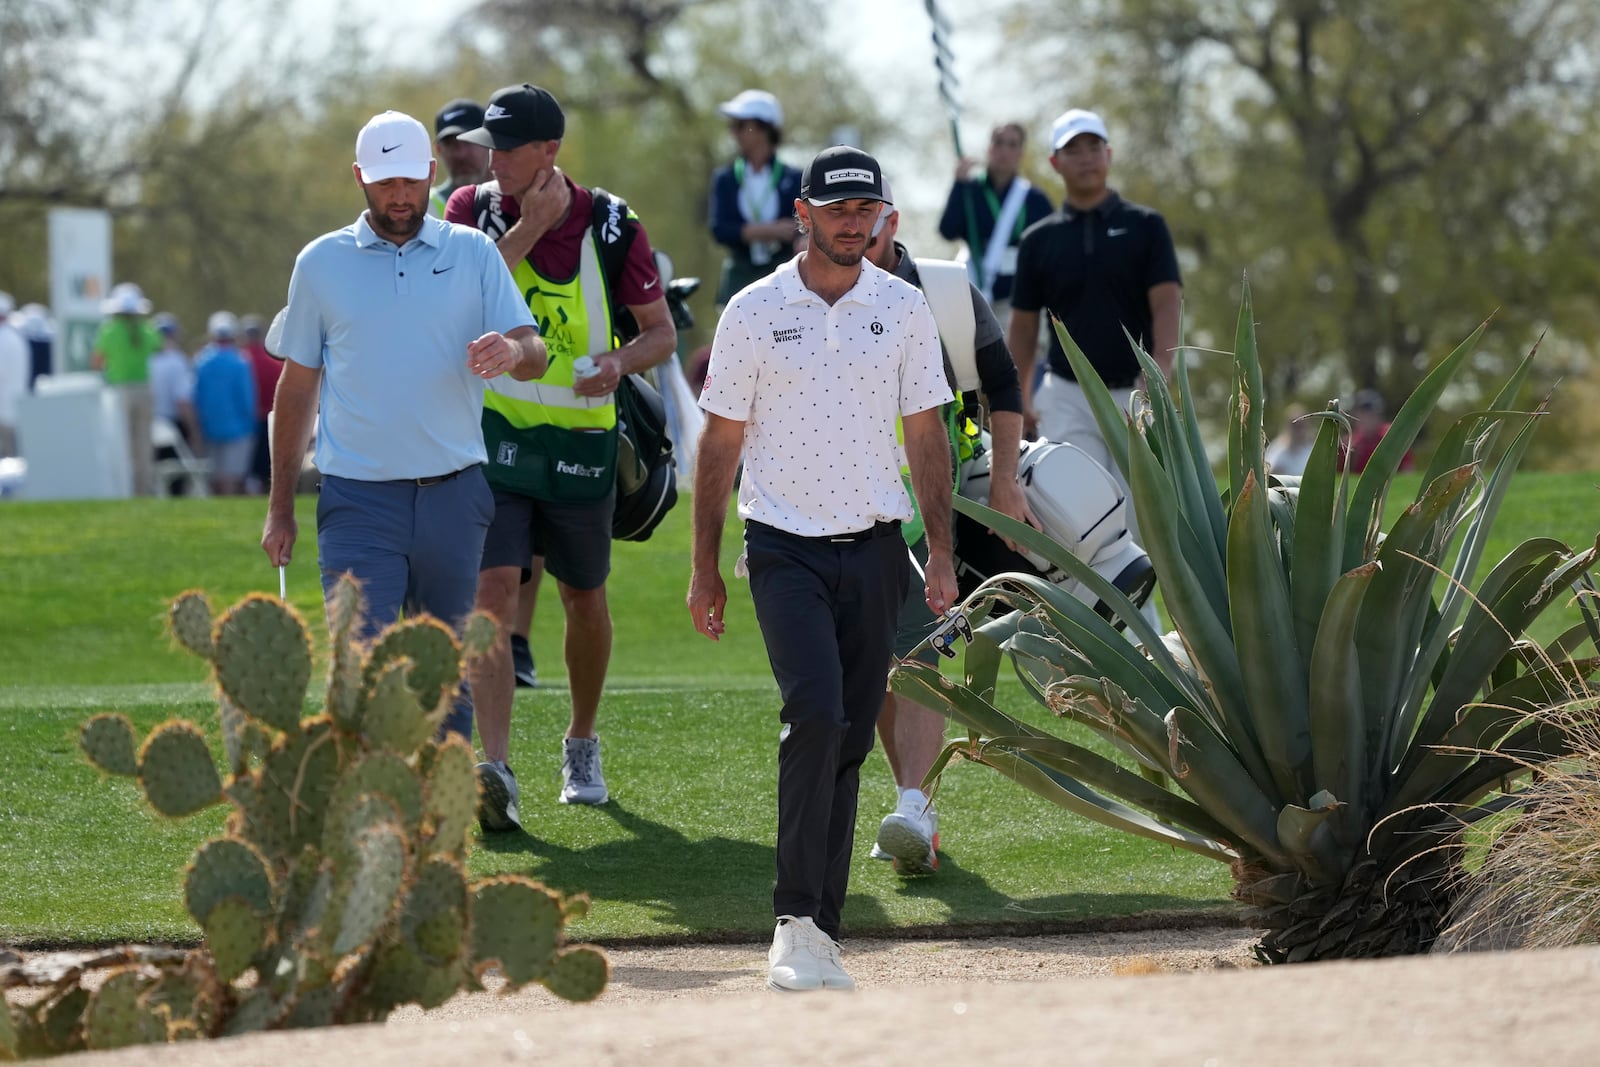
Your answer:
[193,341,256,444]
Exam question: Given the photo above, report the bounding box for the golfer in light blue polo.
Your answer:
[261,109,548,740]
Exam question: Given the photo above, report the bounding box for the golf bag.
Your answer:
[956,435,1155,622]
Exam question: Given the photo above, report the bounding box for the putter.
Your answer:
[907,547,972,659]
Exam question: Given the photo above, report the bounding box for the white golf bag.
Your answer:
[956,434,1155,622]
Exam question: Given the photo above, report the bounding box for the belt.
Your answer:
[748,519,901,544]
[413,466,473,487]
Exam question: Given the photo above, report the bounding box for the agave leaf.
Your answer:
[1276,795,1346,883]
[1166,706,1290,867]
[1052,315,1132,482]
[969,746,1235,862]
[1289,413,1350,673]
[1390,410,1543,757]
[1410,539,1591,756]
[1543,621,1598,661]
[1226,280,1267,515]
[916,739,969,798]
[1343,318,1489,569]
[889,661,1052,744]
[1356,465,1480,779]
[979,733,1233,842]
[1417,340,1538,489]
[1171,342,1230,560]
[1228,470,1312,803]
[1309,563,1380,828]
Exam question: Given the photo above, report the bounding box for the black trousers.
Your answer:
[745,520,910,941]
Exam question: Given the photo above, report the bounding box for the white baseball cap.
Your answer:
[207,310,240,338]
[103,282,152,316]
[1050,109,1110,151]
[355,111,434,184]
[718,89,783,130]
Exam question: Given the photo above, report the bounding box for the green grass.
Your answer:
[3,470,1596,945]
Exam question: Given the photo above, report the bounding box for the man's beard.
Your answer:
[811,226,864,268]
[364,189,427,243]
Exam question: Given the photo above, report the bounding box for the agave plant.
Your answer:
[891,284,1600,962]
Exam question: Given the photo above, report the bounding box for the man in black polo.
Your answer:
[1007,108,1181,507]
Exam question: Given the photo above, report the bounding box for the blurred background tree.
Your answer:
[1000,0,1600,467]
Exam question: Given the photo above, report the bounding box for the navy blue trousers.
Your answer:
[316,467,493,740]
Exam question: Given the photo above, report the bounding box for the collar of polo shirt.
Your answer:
[356,212,445,249]
[777,254,888,305]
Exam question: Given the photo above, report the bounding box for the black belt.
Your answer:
[413,466,473,487]
[748,519,901,544]
[1050,367,1138,390]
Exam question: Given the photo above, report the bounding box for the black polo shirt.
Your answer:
[1011,191,1181,386]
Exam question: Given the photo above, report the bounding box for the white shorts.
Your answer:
[1034,373,1143,545]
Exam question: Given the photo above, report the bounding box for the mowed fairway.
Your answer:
[4,471,1596,945]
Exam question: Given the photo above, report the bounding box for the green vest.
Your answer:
[480,232,620,501]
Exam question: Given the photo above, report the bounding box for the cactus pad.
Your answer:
[469,876,563,987]
[362,657,439,753]
[541,946,610,1003]
[260,721,341,855]
[422,738,477,858]
[403,858,467,964]
[364,617,460,712]
[138,721,223,817]
[83,970,167,1050]
[0,1001,17,1060]
[332,824,407,956]
[169,590,215,659]
[363,942,469,1015]
[213,595,312,732]
[460,611,499,660]
[81,713,140,777]
[185,837,272,926]
[331,752,423,834]
[204,895,267,983]
[222,988,289,1036]
[218,694,272,776]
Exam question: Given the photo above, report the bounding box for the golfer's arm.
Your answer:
[506,325,548,381]
[692,413,746,570]
[267,361,321,518]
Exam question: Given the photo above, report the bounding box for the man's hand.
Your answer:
[987,476,1040,553]
[955,156,978,182]
[923,550,959,616]
[518,167,573,238]
[687,567,728,640]
[573,352,624,398]
[261,509,297,567]
[466,332,522,379]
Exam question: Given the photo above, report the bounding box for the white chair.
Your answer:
[151,417,211,498]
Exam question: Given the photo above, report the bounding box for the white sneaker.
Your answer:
[813,928,856,992]
[767,916,824,992]
[559,736,609,805]
[876,790,939,876]
[475,761,521,832]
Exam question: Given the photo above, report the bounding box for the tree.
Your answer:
[1002,0,1600,466]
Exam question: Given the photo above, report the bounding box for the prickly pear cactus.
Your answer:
[14,575,609,1054]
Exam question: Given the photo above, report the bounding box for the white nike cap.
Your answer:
[355,111,434,184]
[1050,108,1109,151]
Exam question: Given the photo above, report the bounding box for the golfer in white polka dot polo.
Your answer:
[687,146,957,994]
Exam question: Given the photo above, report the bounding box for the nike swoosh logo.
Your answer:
[643,278,659,290]
[433,266,452,274]
[1107,227,1128,236]
[381,144,402,153]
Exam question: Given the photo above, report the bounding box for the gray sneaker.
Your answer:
[559,736,609,805]
[475,760,521,832]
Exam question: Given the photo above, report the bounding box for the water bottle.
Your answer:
[572,355,601,380]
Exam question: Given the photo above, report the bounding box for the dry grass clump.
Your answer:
[1436,698,1600,953]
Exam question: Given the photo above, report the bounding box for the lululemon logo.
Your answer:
[870,321,884,335]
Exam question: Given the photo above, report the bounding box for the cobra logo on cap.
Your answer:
[824,168,874,184]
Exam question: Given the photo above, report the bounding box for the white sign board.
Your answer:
[48,207,113,375]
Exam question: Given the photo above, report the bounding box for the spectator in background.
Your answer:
[0,292,29,458]
[15,303,53,389]
[430,99,490,217]
[1340,388,1413,473]
[147,312,198,494]
[938,122,1054,323]
[241,314,282,494]
[708,89,802,310]
[192,311,256,496]
[1265,402,1315,476]
[91,282,162,495]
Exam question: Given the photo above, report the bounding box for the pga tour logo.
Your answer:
[496,442,517,466]
[824,168,875,185]
[556,460,605,478]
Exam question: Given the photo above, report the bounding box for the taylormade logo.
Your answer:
[485,104,511,120]
[601,197,623,243]
[556,460,605,478]
[824,168,874,185]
